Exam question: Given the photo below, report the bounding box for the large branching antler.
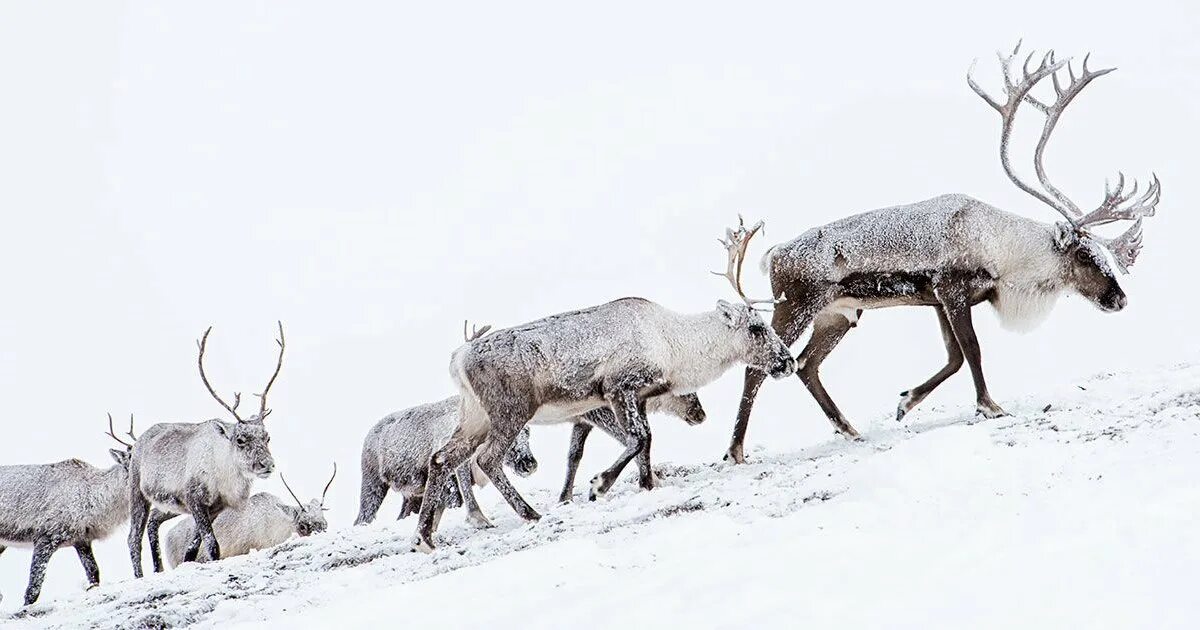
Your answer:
[253,321,286,421]
[967,40,1074,222]
[968,41,1161,272]
[105,412,137,449]
[713,215,782,311]
[197,326,245,422]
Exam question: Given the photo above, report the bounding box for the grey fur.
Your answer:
[128,418,275,577]
[163,492,327,567]
[0,449,130,605]
[559,392,706,503]
[355,397,537,529]
[413,297,794,551]
[727,194,1133,462]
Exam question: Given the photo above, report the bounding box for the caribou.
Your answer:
[128,322,286,576]
[164,465,335,567]
[725,42,1161,463]
[412,225,795,551]
[0,415,134,606]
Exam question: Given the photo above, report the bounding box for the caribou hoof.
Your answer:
[976,400,1009,419]
[410,535,435,554]
[588,473,611,501]
[723,447,746,465]
[896,390,920,421]
[466,513,494,529]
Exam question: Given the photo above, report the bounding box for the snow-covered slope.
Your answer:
[7,363,1199,629]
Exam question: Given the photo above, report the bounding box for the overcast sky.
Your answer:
[2,0,1196,605]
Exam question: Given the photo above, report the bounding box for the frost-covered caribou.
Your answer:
[558,391,705,503]
[0,416,134,605]
[413,227,795,551]
[726,42,1161,463]
[128,323,286,576]
[164,465,334,567]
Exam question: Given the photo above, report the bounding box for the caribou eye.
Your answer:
[1075,249,1091,264]
[236,437,247,447]
[748,324,766,336]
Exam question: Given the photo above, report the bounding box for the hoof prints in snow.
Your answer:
[7,362,1198,630]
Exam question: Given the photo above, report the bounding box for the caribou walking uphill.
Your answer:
[411,222,795,552]
[725,42,1162,463]
[0,416,135,606]
[128,323,287,577]
[164,466,335,568]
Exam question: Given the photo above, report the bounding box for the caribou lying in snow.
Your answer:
[164,466,334,567]
[129,323,286,576]
[725,42,1162,463]
[412,224,795,551]
[0,416,134,605]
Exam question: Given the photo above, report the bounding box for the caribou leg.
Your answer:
[414,424,487,551]
[456,466,493,528]
[935,286,1008,418]
[474,424,541,521]
[896,306,965,421]
[558,422,593,502]
[727,288,830,463]
[24,535,63,605]
[796,311,860,437]
[127,481,149,578]
[589,390,652,499]
[74,541,100,589]
[147,509,178,573]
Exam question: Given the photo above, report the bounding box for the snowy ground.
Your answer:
[5,362,1199,629]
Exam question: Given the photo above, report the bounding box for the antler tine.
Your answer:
[968,41,1077,224]
[1079,172,1160,229]
[197,326,245,422]
[279,473,304,510]
[712,215,782,310]
[1100,218,1145,274]
[105,412,135,449]
[253,321,286,420]
[462,320,492,343]
[320,463,337,507]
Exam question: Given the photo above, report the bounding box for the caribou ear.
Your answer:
[109,449,131,466]
[1053,222,1079,252]
[213,421,232,439]
[715,300,743,328]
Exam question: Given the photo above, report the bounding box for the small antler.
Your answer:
[105,412,137,449]
[197,327,244,422]
[320,463,337,509]
[463,321,492,342]
[252,321,286,421]
[713,215,781,310]
[279,473,304,510]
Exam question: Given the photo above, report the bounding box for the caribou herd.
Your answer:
[0,42,1163,604]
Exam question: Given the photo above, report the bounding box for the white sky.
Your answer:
[1,0,1196,605]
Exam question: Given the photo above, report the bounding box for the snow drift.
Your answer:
[5,361,1199,629]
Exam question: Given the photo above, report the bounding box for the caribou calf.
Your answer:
[164,466,334,567]
[413,221,794,551]
[355,396,537,529]
[0,416,133,605]
[129,323,286,576]
[558,392,706,503]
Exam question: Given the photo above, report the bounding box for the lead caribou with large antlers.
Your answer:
[412,222,795,550]
[725,42,1160,463]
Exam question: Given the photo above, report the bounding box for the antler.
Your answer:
[969,42,1160,272]
[967,40,1076,222]
[463,321,492,342]
[279,473,304,510]
[253,321,286,421]
[197,326,244,422]
[320,463,337,509]
[713,215,782,310]
[105,412,137,449]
